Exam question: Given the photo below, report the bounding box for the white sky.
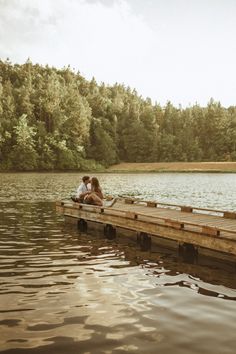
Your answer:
[0,0,236,107]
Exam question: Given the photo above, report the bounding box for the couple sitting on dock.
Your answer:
[72,176,103,206]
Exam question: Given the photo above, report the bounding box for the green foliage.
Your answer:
[8,114,38,170]
[0,59,236,171]
[9,144,38,170]
[77,158,104,172]
[87,117,118,167]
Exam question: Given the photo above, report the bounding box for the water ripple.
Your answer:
[0,174,236,353]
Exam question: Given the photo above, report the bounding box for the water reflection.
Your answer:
[0,174,236,353]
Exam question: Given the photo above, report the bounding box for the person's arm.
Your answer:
[76,185,90,199]
[79,190,91,198]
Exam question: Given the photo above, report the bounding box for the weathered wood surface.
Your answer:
[56,198,236,257]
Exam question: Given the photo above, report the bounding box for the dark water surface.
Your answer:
[0,173,236,353]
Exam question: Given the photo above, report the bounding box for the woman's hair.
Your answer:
[91,177,100,191]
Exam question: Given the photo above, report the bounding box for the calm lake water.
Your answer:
[0,172,236,354]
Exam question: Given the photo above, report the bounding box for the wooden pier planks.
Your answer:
[111,201,236,234]
[56,198,236,257]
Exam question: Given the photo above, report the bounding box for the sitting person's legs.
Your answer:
[84,193,103,206]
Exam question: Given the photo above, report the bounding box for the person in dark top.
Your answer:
[84,177,103,206]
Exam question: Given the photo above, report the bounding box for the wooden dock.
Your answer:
[56,197,236,259]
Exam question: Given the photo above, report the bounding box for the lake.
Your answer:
[0,172,236,354]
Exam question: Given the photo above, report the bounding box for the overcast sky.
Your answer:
[0,0,236,107]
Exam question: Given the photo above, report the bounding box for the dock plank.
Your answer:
[118,203,236,228]
[57,199,236,257]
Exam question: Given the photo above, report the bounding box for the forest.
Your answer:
[0,59,236,171]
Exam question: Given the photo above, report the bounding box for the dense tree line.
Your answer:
[0,59,236,171]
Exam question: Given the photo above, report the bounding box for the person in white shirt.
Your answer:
[74,176,91,203]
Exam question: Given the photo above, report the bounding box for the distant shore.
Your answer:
[107,162,236,173]
[1,161,236,173]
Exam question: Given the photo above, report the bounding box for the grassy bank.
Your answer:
[107,162,236,173]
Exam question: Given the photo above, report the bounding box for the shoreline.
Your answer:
[1,162,236,173]
[106,162,236,173]
[106,170,236,173]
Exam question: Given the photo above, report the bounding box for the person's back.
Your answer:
[92,184,103,200]
[84,177,103,206]
[91,177,103,199]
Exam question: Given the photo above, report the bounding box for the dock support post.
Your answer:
[78,219,87,232]
[179,242,198,263]
[137,232,152,251]
[104,224,116,240]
